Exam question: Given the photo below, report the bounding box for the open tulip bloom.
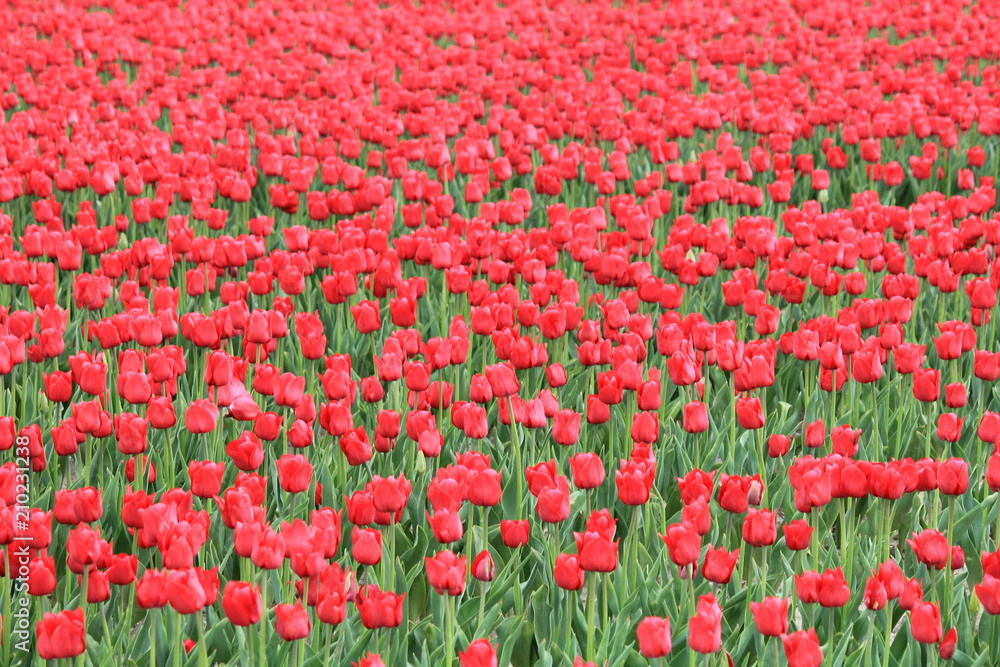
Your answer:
[4,0,1000,665]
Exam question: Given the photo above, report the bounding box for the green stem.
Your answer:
[259,572,268,667]
[150,608,157,667]
[445,594,455,667]
[173,610,182,667]
[564,590,573,652]
[78,566,89,667]
[586,575,597,661]
[196,613,209,667]
[945,496,956,617]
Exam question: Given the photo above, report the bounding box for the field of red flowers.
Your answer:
[2,0,1000,664]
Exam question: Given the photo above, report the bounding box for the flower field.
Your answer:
[3,0,1000,664]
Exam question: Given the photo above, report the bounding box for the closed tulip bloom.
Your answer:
[682,401,709,434]
[458,639,498,667]
[767,434,791,457]
[467,469,502,507]
[500,520,530,548]
[912,368,940,402]
[936,413,963,443]
[166,568,207,614]
[27,556,57,596]
[222,581,261,626]
[900,577,924,611]
[427,508,464,543]
[552,409,581,446]
[372,475,411,513]
[877,560,906,600]
[781,629,823,667]
[908,530,950,569]
[615,460,653,506]
[688,594,722,654]
[782,519,813,550]
[574,530,619,572]
[630,411,659,443]
[536,478,571,523]
[554,553,585,591]
[702,546,739,584]
[795,571,821,604]
[938,627,957,660]
[818,568,850,607]
[981,412,1000,446]
[471,550,495,582]
[736,396,764,429]
[350,300,381,334]
[105,553,137,586]
[974,351,1000,381]
[988,454,1000,492]
[137,569,168,609]
[226,432,264,471]
[863,577,887,611]
[185,399,219,434]
[910,601,943,644]
[750,597,789,636]
[188,461,225,498]
[716,474,751,513]
[742,508,777,546]
[974,575,1000,615]
[661,523,702,567]
[276,454,312,493]
[339,428,373,466]
[352,527,383,565]
[852,349,883,383]
[636,616,672,658]
[937,457,968,495]
[275,602,311,641]
[36,608,87,660]
[484,363,519,397]
[569,453,605,490]
[681,497,711,536]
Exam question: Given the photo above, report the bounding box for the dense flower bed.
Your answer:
[1,0,1000,665]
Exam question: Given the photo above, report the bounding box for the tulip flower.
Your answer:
[636,616,672,658]
[36,608,87,660]
[781,629,823,667]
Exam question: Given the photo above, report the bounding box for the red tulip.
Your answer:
[636,616,672,658]
[554,553,585,591]
[574,530,619,573]
[661,523,701,568]
[688,594,722,654]
[274,602,311,641]
[781,629,823,667]
[425,550,467,596]
[742,508,777,547]
[500,520,530,548]
[910,601,943,644]
[569,453,605,490]
[702,546,739,585]
[459,639,498,667]
[184,399,219,434]
[222,581,262,626]
[750,597,789,637]
[975,575,1000,615]
[36,608,87,660]
[938,627,957,660]
[471,551,495,582]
